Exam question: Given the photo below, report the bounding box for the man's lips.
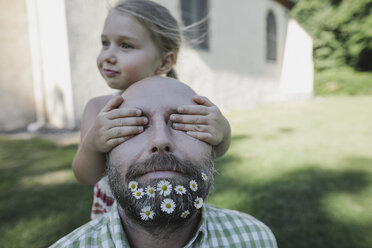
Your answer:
[103,69,119,77]
[137,168,181,180]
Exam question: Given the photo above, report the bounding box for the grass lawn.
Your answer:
[1,96,371,247]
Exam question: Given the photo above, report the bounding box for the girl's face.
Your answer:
[97,11,162,90]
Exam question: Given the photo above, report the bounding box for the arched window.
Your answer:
[266,10,277,61]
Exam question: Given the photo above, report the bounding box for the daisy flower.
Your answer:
[194,197,203,209]
[128,181,138,191]
[133,188,144,199]
[160,198,176,214]
[140,206,154,221]
[174,185,186,195]
[180,210,190,219]
[201,172,208,181]
[145,186,156,198]
[189,180,198,192]
[157,180,172,196]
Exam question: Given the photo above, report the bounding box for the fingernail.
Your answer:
[138,126,144,131]
[170,115,176,121]
[178,107,184,112]
[142,117,148,123]
[136,110,141,116]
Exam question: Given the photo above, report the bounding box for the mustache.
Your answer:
[125,153,208,181]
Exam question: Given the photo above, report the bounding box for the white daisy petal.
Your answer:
[145,186,156,198]
[133,188,144,199]
[174,185,187,195]
[189,180,198,192]
[157,180,172,196]
[201,172,208,181]
[194,197,204,209]
[140,206,154,221]
[128,181,138,191]
[160,198,176,214]
[181,210,190,218]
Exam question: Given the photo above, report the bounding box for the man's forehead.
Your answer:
[121,77,196,111]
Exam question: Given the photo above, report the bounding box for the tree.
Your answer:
[290,0,372,71]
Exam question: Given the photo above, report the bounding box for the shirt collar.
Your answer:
[109,203,208,248]
[184,205,208,247]
[108,202,130,247]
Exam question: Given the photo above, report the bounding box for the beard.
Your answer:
[107,153,214,236]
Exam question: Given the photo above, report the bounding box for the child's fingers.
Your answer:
[109,116,148,127]
[106,108,142,119]
[193,95,214,107]
[176,105,209,115]
[170,114,208,124]
[186,131,213,144]
[172,123,208,132]
[106,136,133,148]
[101,96,124,113]
[107,126,144,139]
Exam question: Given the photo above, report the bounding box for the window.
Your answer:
[266,10,277,61]
[180,0,209,50]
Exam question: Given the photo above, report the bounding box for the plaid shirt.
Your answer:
[50,204,277,248]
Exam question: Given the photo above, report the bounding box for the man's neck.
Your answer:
[117,206,201,248]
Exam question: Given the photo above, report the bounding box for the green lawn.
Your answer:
[1,96,371,248]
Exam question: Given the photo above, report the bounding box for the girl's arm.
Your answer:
[171,95,231,158]
[72,95,147,185]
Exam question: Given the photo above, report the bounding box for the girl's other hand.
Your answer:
[86,96,148,152]
[171,95,226,146]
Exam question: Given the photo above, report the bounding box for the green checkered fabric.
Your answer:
[50,204,277,248]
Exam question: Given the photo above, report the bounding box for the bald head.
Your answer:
[121,76,196,110]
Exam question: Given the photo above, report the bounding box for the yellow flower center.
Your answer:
[196,200,199,204]
[149,189,154,194]
[162,185,167,191]
[145,211,150,216]
[136,192,141,196]
[192,184,196,188]
[178,188,183,191]
[166,203,171,208]
[131,184,135,189]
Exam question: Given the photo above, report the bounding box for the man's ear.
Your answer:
[156,52,176,75]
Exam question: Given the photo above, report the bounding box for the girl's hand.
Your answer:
[85,96,148,152]
[171,95,229,148]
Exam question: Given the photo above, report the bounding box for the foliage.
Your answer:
[290,0,372,71]
[1,96,372,247]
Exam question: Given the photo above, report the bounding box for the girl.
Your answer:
[72,0,231,219]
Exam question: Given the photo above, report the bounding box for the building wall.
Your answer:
[64,0,115,127]
[0,0,36,131]
[164,0,295,108]
[280,19,313,99]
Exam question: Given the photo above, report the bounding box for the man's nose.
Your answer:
[149,121,173,154]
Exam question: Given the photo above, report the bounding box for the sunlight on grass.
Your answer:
[21,169,75,187]
[322,191,372,225]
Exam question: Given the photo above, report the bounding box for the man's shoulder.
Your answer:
[203,204,277,248]
[49,214,112,248]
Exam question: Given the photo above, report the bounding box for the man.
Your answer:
[51,76,277,248]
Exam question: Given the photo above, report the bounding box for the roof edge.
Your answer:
[273,0,295,9]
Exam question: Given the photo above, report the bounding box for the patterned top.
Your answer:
[91,176,115,219]
[51,203,277,248]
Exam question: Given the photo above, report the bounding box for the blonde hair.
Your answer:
[112,0,181,79]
